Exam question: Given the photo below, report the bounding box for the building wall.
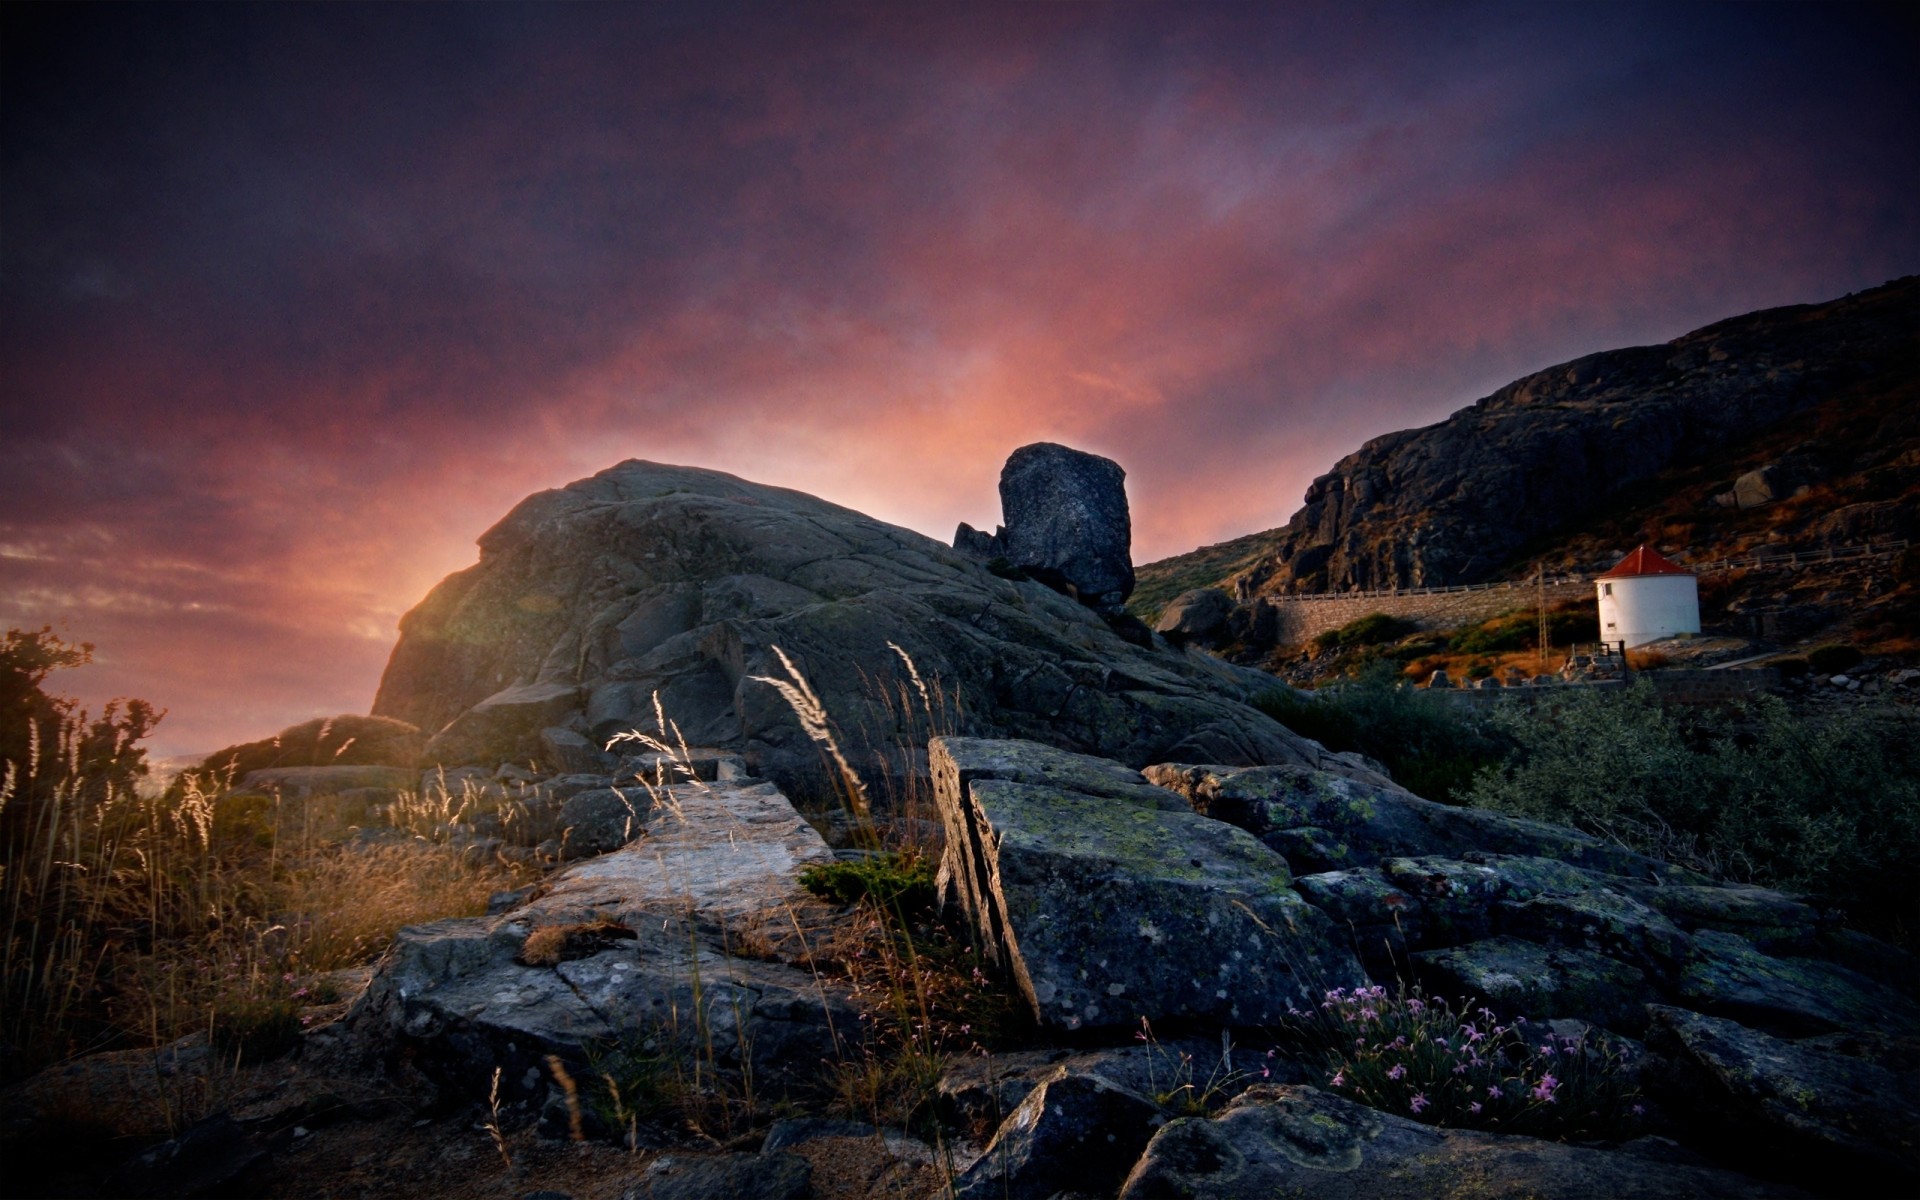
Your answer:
[1598,574,1700,648]
[1262,579,1593,645]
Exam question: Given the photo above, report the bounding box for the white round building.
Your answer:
[1595,546,1700,649]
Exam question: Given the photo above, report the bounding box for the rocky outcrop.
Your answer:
[1141,762,1682,879]
[371,459,1316,788]
[1645,1006,1920,1192]
[199,714,425,778]
[1134,276,1918,605]
[957,442,1136,614]
[931,737,1370,1031]
[1152,587,1233,644]
[351,775,855,1102]
[1117,1085,1811,1199]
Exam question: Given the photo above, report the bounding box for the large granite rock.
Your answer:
[1117,1084,1810,1199]
[973,441,1136,614]
[1645,1005,1920,1192]
[931,737,1366,1031]
[371,460,1328,787]
[351,776,855,1101]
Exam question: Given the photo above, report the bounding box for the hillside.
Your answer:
[1134,276,1920,651]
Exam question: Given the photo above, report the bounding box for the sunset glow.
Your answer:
[3,3,1916,756]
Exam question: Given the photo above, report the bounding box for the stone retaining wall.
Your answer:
[1262,579,1593,645]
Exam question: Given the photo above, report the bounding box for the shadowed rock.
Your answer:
[1645,1005,1920,1192]
[371,459,1327,787]
[1118,1084,1812,1199]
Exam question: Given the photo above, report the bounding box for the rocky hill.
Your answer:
[369,459,1373,798]
[1135,276,1920,627]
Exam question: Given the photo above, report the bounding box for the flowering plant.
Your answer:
[1278,984,1643,1139]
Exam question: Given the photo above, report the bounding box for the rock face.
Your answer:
[1118,1084,1811,1199]
[1134,276,1918,601]
[955,442,1135,613]
[932,737,1367,1031]
[372,460,1317,785]
[1644,1005,1920,1192]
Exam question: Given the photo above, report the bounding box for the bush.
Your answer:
[1314,613,1418,654]
[1465,683,1920,946]
[1256,664,1512,803]
[1448,609,1598,656]
[1806,643,1864,675]
[799,853,938,919]
[1772,657,1810,679]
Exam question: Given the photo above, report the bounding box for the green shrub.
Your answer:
[1255,664,1512,804]
[1314,613,1418,654]
[1466,683,1920,946]
[799,853,938,919]
[1806,643,1864,675]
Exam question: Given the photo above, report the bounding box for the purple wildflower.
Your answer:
[1531,1074,1559,1102]
[1329,1068,1347,1088]
[1409,1092,1429,1113]
[1469,1101,1483,1115]
[1387,1064,1407,1080]
[1488,1085,1503,1099]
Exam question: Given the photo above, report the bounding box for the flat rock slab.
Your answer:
[620,1151,811,1200]
[1673,929,1920,1038]
[933,737,1365,1031]
[1414,936,1648,1031]
[1118,1084,1812,1199]
[1646,1005,1920,1191]
[353,776,854,1100]
[520,777,835,934]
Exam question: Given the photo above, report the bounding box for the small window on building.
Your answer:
[1602,583,1612,596]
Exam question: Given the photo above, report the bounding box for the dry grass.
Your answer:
[2,711,526,1107]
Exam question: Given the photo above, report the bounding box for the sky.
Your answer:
[3,3,1917,758]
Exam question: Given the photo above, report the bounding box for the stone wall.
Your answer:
[1262,579,1593,645]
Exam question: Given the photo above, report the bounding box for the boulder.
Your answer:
[1153,588,1234,643]
[1645,1005,1920,1192]
[975,441,1136,614]
[953,1069,1164,1200]
[371,459,1338,792]
[1118,1084,1811,1199]
[539,726,617,774]
[422,681,582,767]
[931,737,1366,1031]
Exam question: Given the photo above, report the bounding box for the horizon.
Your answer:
[4,3,1918,758]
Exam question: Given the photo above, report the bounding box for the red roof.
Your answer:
[1596,545,1693,579]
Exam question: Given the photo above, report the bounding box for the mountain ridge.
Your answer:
[1134,275,1920,630]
